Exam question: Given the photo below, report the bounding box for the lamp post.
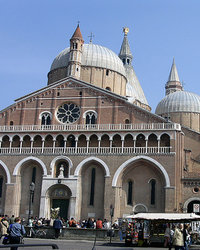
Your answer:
[28,182,35,221]
[109,204,114,243]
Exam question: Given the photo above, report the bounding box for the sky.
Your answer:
[0,0,200,112]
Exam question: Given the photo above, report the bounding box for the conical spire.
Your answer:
[119,27,133,65]
[165,58,183,95]
[168,58,180,82]
[71,24,84,41]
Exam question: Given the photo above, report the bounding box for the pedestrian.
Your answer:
[173,224,184,250]
[53,216,63,239]
[69,217,76,227]
[8,217,26,250]
[0,217,9,239]
[164,223,171,247]
[96,218,103,229]
[183,224,190,250]
[10,215,15,225]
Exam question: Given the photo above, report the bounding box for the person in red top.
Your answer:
[68,218,76,227]
[96,218,103,229]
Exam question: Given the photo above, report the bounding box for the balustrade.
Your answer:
[0,123,181,133]
[0,146,173,155]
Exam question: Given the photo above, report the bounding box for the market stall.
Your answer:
[125,213,200,247]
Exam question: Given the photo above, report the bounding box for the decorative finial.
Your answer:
[88,32,94,43]
[77,21,80,26]
[123,27,129,36]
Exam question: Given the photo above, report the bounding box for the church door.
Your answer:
[52,199,69,221]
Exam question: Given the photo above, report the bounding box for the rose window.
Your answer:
[56,103,80,124]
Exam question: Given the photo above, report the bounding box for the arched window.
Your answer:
[67,135,76,147]
[73,43,78,49]
[125,119,130,124]
[32,167,36,183]
[40,112,51,126]
[106,87,111,91]
[31,167,36,202]
[127,180,133,205]
[85,111,97,125]
[150,179,156,205]
[0,177,3,198]
[160,134,170,147]
[136,134,145,147]
[89,168,96,206]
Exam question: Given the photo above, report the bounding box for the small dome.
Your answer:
[50,44,126,77]
[155,91,200,114]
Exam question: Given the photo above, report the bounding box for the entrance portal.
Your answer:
[52,199,69,221]
[45,184,72,220]
[187,200,200,215]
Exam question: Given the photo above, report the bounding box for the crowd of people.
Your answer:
[0,213,197,250]
[164,223,192,250]
[0,215,26,250]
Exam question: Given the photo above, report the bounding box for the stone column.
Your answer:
[164,186,176,212]
[103,176,112,220]
[20,139,23,154]
[64,139,67,153]
[98,138,101,153]
[53,139,56,153]
[9,138,12,153]
[30,139,34,154]
[42,139,45,153]
[75,138,78,154]
[158,138,160,153]
[4,183,16,216]
[69,197,76,219]
[86,138,89,154]
[145,139,148,154]
[133,139,136,153]
[121,138,124,154]
[113,186,122,220]
[109,139,113,153]
[39,195,46,218]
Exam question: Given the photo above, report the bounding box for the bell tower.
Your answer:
[67,24,84,79]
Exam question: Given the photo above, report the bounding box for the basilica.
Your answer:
[0,25,200,221]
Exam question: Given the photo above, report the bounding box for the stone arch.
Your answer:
[50,156,73,178]
[39,111,52,120]
[82,110,98,119]
[44,184,72,220]
[159,132,172,140]
[13,156,47,176]
[74,157,110,177]
[112,156,170,187]
[0,160,11,184]
[183,197,200,212]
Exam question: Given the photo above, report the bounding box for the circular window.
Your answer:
[193,187,199,193]
[56,103,80,124]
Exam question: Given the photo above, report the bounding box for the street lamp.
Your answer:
[28,182,35,221]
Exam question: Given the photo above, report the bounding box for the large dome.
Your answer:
[155,91,200,114]
[50,44,126,77]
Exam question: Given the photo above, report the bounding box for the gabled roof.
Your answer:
[1,76,167,123]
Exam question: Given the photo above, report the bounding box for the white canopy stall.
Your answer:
[126,213,200,221]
